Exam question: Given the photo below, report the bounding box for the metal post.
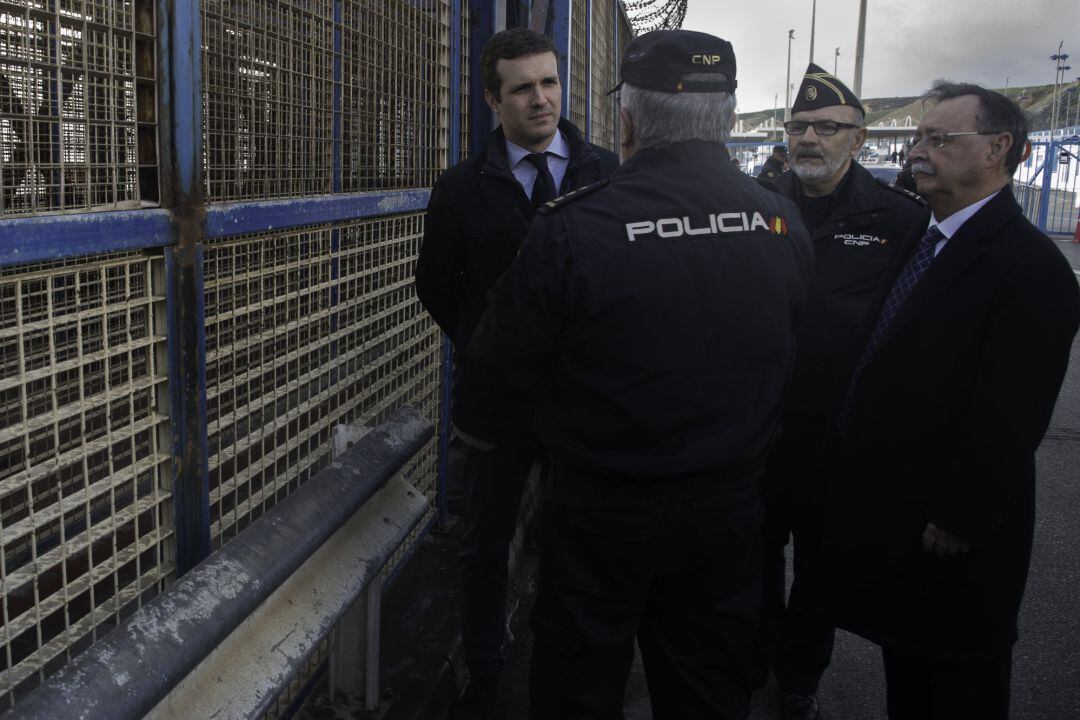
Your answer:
[1037,141,1055,232]
[167,0,211,575]
[808,0,816,63]
[785,29,794,122]
[585,0,592,140]
[553,0,572,118]
[364,575,384,713]
[470,1,498,154]
[853,0,867,96]
[834,46,839,76]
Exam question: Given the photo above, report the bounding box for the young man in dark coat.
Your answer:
[413,27,618,719]
[470,30,812,719]
[758,63,926,720]
[822,82,1079,719]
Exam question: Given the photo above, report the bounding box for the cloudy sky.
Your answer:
[681,0,1079,114]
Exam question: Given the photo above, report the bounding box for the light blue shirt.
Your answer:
[928,189,1002,256]
[505,129,571,200]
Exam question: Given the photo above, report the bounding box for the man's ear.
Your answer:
[986,132,1015,170]
[484,88,500,115]
[849,127,868,158]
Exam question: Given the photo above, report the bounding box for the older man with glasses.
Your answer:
[757,63,927,720]
[820,81,1079,719]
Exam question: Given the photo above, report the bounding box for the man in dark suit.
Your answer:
[819,82,1079,718]
[414,28,618,719]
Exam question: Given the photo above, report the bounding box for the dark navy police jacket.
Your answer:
[469,141,813,501]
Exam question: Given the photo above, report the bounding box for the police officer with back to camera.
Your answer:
[469,30,813,719]
[758,144,789,179]
[757,63,927,720]
[413,27,618,720]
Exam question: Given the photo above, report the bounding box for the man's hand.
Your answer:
[921,522,971,557]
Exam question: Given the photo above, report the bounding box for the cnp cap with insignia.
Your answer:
[792,63,864,116]
[610,29,736,95]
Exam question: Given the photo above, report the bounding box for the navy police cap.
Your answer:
[610,29,737,95]
[792,63,865,115]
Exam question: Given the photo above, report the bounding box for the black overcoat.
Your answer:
[414,119,619,442]
[817,185,1080,660]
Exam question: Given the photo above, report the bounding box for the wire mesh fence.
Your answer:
[341,0,450,193]
[568,0,588,133]
[0,251,173,708]
[203,213,441,548]
[0,0,158,216]
[0,0,633,712]
[201,0,336,201]
[589,0,615,151]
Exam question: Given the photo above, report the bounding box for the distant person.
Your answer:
[470,29,812,719]
[414,27,618,719]
[758,144,788,179]
[890,149,899,164]
[757,62,926,720]
[821,82,1079,719]
[894,159,919,195]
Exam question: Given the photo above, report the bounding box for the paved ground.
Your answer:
[489,237,1080,719]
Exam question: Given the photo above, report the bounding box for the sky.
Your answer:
[680,0,1080,115]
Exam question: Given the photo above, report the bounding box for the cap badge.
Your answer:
[805,86,818,101]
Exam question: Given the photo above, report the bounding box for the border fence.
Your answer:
[0,0,631,711]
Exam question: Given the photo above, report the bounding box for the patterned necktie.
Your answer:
[525,152,556,209]
[838,225,945,434]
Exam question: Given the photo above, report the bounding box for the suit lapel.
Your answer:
[877,186,1022,347]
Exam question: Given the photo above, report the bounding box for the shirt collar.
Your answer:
[930,189,1002,238]
[505,128,569,168]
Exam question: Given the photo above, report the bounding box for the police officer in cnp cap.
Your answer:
[469,29,812,719]
[757,63,927,720]
[759,144,789,179]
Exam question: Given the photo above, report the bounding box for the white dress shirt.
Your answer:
[505,129,571,200]
[928,188,1002,256]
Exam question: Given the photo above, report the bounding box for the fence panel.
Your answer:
[589,0,615,150]
[0,0,159,215]
[0,251,173,706]
[568,0,588,132]
[1014,139,1080,235]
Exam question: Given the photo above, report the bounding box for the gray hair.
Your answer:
[620,78,737,150]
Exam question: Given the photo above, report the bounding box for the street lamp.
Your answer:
[785,29,795,122]
[834,47,840,76]
[1050,41,1071,137]
[809,0,817,63]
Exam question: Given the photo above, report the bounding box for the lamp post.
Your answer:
[1050,41,1071,138]
[853,0,867,96]
[834,47,840,76]
[809,0,817,63]
[1004,76,1010,97]
[774,93,779,128]
[785,29,795,121]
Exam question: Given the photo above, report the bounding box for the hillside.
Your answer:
[739,84,1070,131]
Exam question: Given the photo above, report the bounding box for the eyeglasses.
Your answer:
[908,130,1002,149]
[783,120,862,136]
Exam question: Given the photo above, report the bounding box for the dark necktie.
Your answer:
[525,152,557,209]
[838,225,945,434]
